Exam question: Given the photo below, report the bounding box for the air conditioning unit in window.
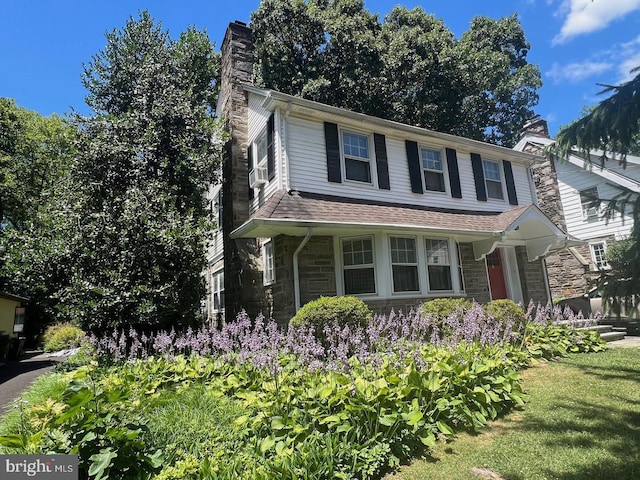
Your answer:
[249,165,268,188]
[585,206,598,219]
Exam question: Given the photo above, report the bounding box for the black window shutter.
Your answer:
[503,160,518,205]
[267,114,275,181]
[471,153,487,202]
[405,140,423,194]
[324,122,342,183]
[374,133,390,190]
[247,144,254,200]
[445,147,462,199]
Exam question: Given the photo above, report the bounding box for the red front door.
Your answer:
[486,249,508,300]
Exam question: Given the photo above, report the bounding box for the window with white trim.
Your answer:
[263,241,275,285]
[214,189,222,231]
[13,306,25,333]
[456,242,465,293]
[483,160,504,200]
[425,238,453,291]
[342,237,376,294]
[342,131,372,183]
[390,236,419,292]
[254,129,268,167]
[590,242,609,270]
[580,187,599,220]
[421,147,446,192]
[211,270,224,313]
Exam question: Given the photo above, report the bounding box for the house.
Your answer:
[0,291,28,363]
[514,117,639,300]
[207,21,578,326]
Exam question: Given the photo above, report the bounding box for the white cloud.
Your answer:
[553,0,640,44]
[546,61,612,83]
[618,51,640,82]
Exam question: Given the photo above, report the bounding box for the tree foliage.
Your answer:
[251,1,541,147]
[4,11,227,333]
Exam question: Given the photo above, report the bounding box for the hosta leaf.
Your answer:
[405,410,424,426]
[260,436,276,453]
[88,450,117,480]
[437,420,454,435]
[420,432,436,447]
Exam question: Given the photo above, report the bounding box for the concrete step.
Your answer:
[599,331,627,342]
[585,324,613,334]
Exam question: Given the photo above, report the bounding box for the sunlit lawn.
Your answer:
[386,347,640,480]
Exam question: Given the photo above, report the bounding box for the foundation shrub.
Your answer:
[485,300,527,330]
[421,298,473,321]
[289,296,373,337]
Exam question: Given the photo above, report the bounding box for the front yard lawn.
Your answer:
[387,347,640,480]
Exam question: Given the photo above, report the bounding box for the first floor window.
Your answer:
[263,241,275,285]
[342,131,372,183]
[390,236,419,292]
[421,147,446,192]
[211,270,224,312]
[483,160,504,200]
[426,238,453,291]
[342,237,376,294]
[590,242,608,270]
[14,306,25,333]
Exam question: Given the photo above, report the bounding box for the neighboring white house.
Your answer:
[209,22,577,325]
[514,120,640,299]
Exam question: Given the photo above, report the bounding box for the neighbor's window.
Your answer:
[421,147,446,192]
[263,241,275,285]
[580,187,599,220]
[342,131,372,183]
[342,237,376,294]
[211,270,224,313]
[425,238,453,291]
[13,306,25,334]
[590,242,609,270]
[483,160,504,200]
[254,128,268,167]
[390,236,419,292]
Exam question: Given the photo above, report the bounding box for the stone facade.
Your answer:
[459,243,492,304]
[515,246,550,305]
[219,22,268,324]
[520,118,590,299]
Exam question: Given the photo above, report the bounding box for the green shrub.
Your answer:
[41,323,85,352]
[289,296,373,335]
[421,298,473,321]
[485,299,526,330]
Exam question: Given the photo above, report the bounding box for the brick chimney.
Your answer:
[520,115,550,139]
[219,21,267,324]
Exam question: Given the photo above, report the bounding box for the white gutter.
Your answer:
[293,227,313,312]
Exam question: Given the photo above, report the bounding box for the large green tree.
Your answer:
[251,1,541,147]
[554,71,640,317]
[50,11,225,331]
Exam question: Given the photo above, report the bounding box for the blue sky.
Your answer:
[1,0,639,136]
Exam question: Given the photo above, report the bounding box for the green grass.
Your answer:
[386,347,640,480]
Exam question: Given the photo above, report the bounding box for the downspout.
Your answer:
[294,227,313,312]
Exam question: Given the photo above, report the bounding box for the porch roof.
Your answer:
[231,190,582,261]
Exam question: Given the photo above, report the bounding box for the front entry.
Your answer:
[486,249,508,300]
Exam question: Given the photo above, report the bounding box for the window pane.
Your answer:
[391,237,416,263]
[424,171,445,192]
[343,132,369,159]
[426,239,450,265]
[393,265,419,292]
[344,268,376,294]
[421,149,442,171]
[483,160,501,181]
[486,180,504,200]
[428,265,452,290]
[345,158,371,182]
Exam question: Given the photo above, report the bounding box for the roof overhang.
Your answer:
[0,292,30,303]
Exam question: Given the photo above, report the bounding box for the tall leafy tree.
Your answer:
[60,11,226,331]
[251,1,541,147]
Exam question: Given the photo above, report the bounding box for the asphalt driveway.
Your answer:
[0,352,57,414]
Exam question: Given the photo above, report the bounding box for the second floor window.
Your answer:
[342,237,376,294]
[342,131,371,183]
[421,148,445,192]
[580,187,599,220]
[483,160,504,200]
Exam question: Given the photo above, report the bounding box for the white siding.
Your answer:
[556,161,633,240]
[206,184,224,263]
[287,115,533,213]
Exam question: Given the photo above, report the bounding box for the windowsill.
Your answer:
[343,179,377,188]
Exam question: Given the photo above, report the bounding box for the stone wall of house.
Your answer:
[519,118,590,299]
[459,243,492,303]
[219,22,268,324]
[516,247,550,305]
